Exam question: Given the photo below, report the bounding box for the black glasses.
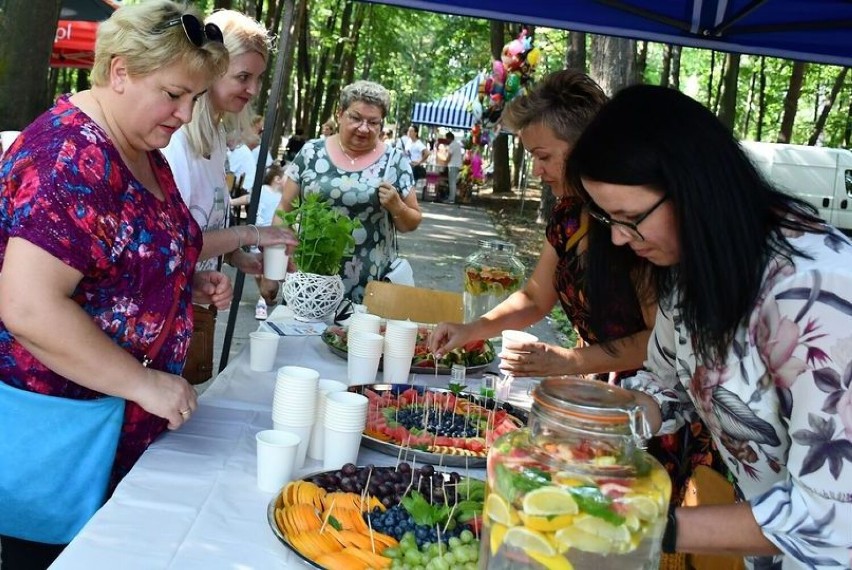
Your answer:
[588,194,668,241]
[158,14,224,47]
[334,299,355,325]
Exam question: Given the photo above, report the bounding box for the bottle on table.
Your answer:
[463,240,525,326]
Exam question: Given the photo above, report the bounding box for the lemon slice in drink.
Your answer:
[503,526,557,557]
[528,551,574,570]
[573,514,631,544]
[624,495,660,521]
[554,527,614,555]
[489,522,508,556]
[522,487,578,516]
[519,512,576,532]
[485,494,519,526]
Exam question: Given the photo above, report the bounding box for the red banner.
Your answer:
[51,20,99,69]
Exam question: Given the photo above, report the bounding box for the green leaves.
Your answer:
[401,491,450,526]
[279,194,361,276]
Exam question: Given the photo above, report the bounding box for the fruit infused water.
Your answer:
[481,378,671,570]
[463,240,525,325]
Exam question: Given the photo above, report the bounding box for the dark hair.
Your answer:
[569,85,825,365]
[263,163,284,185]
[502,69,608,145]
[445,132,454,140]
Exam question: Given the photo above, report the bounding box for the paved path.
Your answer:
[208,201,559,385]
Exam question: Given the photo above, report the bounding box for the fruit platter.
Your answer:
[352,384,526,468]
[268,463,486,569]
[321,325,495,375]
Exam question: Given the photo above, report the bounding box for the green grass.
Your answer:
[549,306,578,349]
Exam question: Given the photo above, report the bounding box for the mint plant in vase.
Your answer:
[279,193,361,321]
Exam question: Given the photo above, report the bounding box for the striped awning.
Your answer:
[410,73,483,130]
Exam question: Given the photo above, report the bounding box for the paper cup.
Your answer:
[382,354,413,383]
[256,430,300,493]
[272,423,312,469]
[249,332,280,372]
[263,245,288,281]
[348,313,381,335]
[322,427,363,470]
[348,352,381,385]
[307,379,350,460]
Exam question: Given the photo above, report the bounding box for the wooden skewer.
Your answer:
[319,497,337,534]
[368,514,376,554]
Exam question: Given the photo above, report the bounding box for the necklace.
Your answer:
[337,137,376,166]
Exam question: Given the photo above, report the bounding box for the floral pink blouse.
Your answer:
[624,228,852,569]
[0,96,202,485]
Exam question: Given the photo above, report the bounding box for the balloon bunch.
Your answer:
[470,29,542,134]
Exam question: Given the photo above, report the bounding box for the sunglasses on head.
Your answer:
[158,14,224,47]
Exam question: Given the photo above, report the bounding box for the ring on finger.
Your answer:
[179,408,191,417]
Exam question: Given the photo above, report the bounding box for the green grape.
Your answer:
[426,543,441,559]
[442,551,456,565]
[453,547,469,563]
[448,537,462,550]
[459,529,475,544]
[464,562,478,570]
[390,559,405,569]
[383,547,400,559]
[431,559,450,570]
[404,549,422,565]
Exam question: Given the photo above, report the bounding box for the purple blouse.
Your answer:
[0,96,202,483]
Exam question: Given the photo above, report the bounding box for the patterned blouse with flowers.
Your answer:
[623,228,852,569]
[546,195,725,503]
[0,96,202,485]
[284,139,414,303]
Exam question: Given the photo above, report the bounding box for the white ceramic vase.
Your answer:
[282,271,345,321]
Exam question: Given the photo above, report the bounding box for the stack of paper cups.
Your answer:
[382,319,418,383]
[347,313,382,336]
[347,331,383,385]
[307,379,348,460]
[271,366,319,468]
[322,391,369,470]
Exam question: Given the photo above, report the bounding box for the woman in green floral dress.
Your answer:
[280,81,420,302]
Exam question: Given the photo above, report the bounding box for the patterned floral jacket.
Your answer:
[623,228,852,569]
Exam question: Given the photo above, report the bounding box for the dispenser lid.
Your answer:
[476,239,516,253]
[533,377,637,425]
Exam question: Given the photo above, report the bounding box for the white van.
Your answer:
[741,141,852,232]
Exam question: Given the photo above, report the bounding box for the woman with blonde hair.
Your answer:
[163,9,295,276]
[0,1,231,566]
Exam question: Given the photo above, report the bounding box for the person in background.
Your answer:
[226,128,255,192]
[249,163,288,319]
[284,128,306,162]
[162,9,295,276]
[445,131,463,204]
[572,84,852,567]
[278,80,421,302]
[248,113,274,171]
[403,125,430,193]
[0,2,231,567]
[319,119,336,139]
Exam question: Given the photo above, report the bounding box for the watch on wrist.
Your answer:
[662,506,678,554]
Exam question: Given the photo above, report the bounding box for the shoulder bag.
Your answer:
[380,148,415,287]
[0,293,181,544]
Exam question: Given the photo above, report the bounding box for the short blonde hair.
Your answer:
[183,10,273,158]
[91,0,228,88]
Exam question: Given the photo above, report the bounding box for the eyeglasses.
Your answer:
[158,14,224,47]
[343,111,383,131]
[588,194,668,241]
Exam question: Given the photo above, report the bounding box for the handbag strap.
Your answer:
[383,148,401,258]
[141,284,184,368]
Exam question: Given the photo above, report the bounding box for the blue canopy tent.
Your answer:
[365,0,852,67]
[220,0,852,368]
[410,73,485,129]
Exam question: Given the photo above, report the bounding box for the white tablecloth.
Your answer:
[50,316,534,569]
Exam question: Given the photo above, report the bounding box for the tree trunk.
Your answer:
[712,56,726,114]
[845,97,852,148]
[258,0,289,115]
[565,31,586,72]
[777,61,807,143]
[268,0,300,159]
[214,0,232,10]
[807,67,849,146]
[341,3,366,88]
[319,0,354,128]
[756,57,767,140]
[660,45,672,87]
[633,41,647,84]
[669,45,681,89]
[308,1,340,132]
[0,0,63,129]
[589,35,635,96]
[717,53,740,130]
[294,0,310,132]
[511,136,524,188]
[706,51,716,108]
[744,65,758,135]
[490,20,511,194]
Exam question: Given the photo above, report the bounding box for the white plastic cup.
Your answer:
[322,427,363,470]
[348,313,381,335]
[382,354,413,383]
[256,430,300,493]
[263,245,288,281]
[348,352,381,385]
[307,380,349,460]
[249,332,280,372]
[271,423,313,469]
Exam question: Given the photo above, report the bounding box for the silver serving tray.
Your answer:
[350,383,527,468]
[267,467,484,569]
